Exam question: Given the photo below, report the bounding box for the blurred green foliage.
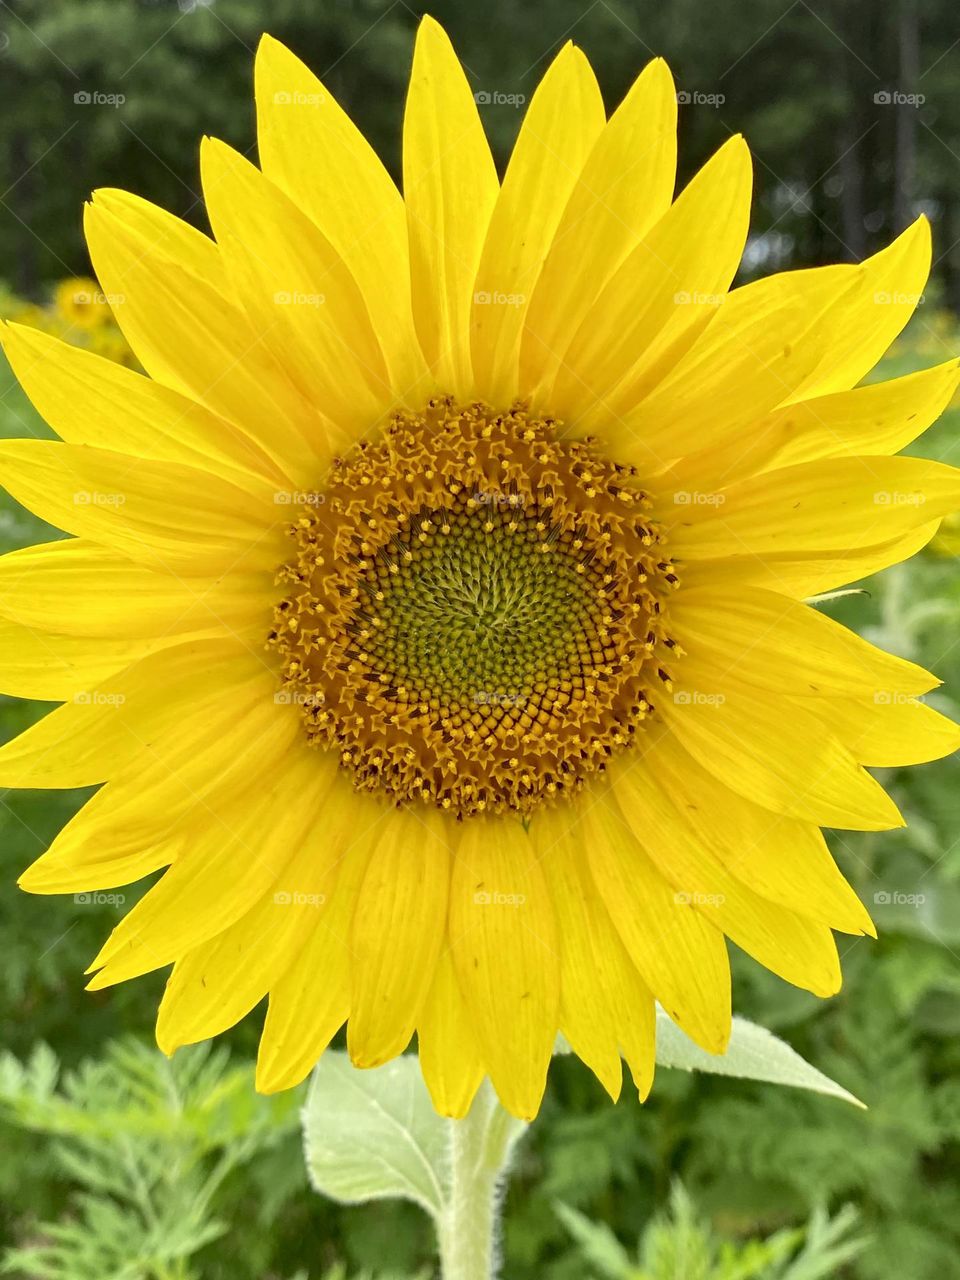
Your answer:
[2,314,960,1275]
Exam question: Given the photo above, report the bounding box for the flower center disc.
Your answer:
[269,399,680,817]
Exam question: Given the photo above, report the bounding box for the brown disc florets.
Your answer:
[268,399,681,816]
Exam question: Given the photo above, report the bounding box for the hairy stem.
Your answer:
[436,1082,526,1280]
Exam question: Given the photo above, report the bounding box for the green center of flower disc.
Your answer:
[354,497,612,712]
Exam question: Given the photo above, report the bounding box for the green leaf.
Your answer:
[653,1011,865,1108]
[554,1201,640,1278]
[302,1053,450,1216]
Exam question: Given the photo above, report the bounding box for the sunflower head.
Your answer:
[1,16,959,1123]
[269,396,679,816]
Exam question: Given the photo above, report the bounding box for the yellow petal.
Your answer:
[256,787,385,1093]
[549,135,752,428]
[664,456,960,562]
[87,186,228,289]
[0,616,190,702]
[670,583,937,698]
[816,694,960,766]
[449,816,559,1119]
[200,138,391,436]
[0,321,284,490]
[660,664,904,830]
[0,440,280,573]
[789,216,931,400]
[0,539,266,640]
[664,358,960,491]
[255,34,428,395]
[610,755,843,996]
[470,43,605,404]
[417,951,486,1119]
[772,358,960,468]
[403,16,498,396]
[532,803,656,1101]
[86,744,339,986]
[581,793,731,1053]
[688,520,939,599]
[156,792,353,1054]
[348,806,451,1067]
[644,731,875,936]
[521,57,677,397]
[0,638,253,789]
[20,667,293,893]
[612,263,857,465]
[84,194,327,477]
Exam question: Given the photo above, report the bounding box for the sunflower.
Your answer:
[2,18,959,1123]
[52,276,111,331]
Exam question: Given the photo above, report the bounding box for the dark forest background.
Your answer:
[1,0,960,303]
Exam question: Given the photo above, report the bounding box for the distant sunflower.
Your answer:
[2,18,960,1121]
[52,276,111,330]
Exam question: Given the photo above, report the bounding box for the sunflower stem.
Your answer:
[436,1082,526,1280]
